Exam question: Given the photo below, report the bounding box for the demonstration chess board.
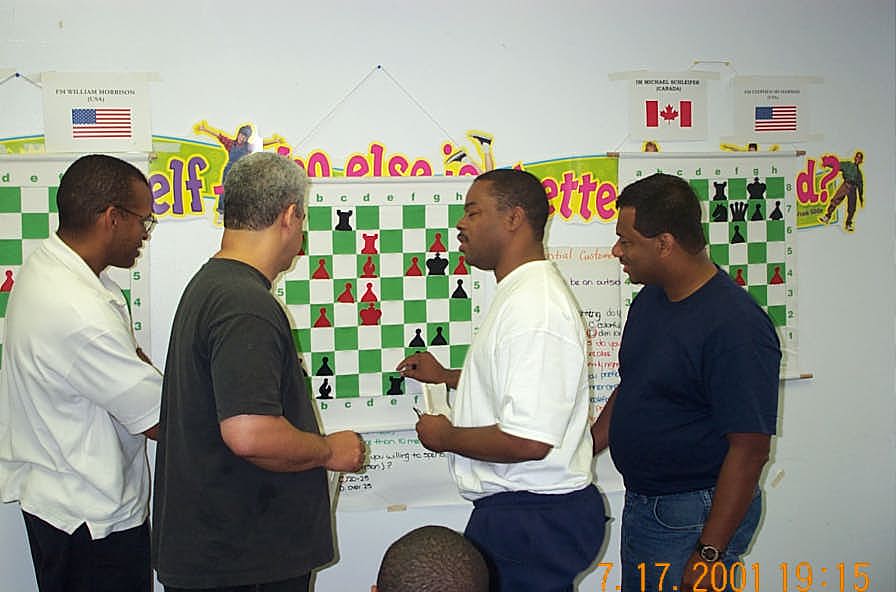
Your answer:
[618,155,799,375]
[694,174,789,328]
[275,179,480,407]
[0,156,151,366]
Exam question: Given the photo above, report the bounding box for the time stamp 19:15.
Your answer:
[594,561,873,592]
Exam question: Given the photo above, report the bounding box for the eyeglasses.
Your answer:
[116,205,157,233]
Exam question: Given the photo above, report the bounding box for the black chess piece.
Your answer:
[426,252,449,275]
[712,203,728,222]
[452,279,468,298]
[769,201,783,220]
[335,209,353,231]
[747,177,767,200]
[408,329,426,348]
[386,375,404,396]
[730,201,748,222]
[317,378,332,399]
[713,181,728,200]
[430,326,448,346]
[316,356,334,376]
[750,204,764,221]
[730,224,746,244]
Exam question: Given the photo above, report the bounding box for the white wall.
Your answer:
[1,1,894,590]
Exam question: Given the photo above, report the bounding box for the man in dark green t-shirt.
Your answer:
[152,152,365,591]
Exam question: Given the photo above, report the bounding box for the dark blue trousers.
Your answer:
[465,484,607,592]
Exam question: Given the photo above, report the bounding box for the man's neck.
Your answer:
[662,255,718,302]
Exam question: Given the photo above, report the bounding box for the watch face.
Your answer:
[698,544,721,562]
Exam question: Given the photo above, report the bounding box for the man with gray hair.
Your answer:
[152,152,365,592]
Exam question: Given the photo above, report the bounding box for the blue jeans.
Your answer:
[620,487,762,592]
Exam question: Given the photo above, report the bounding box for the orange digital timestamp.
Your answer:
[595,561,873,592]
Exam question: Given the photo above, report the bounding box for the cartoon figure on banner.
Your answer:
[720,142,780,152]
[193,120,286,215]
[818,151,864,232]
[642,140,660,152]
[443,130,496,175]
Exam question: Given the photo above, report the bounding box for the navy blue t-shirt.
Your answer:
[609,270,781,496]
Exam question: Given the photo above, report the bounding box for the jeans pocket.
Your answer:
[652,491,708,530]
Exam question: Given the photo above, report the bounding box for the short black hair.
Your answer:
[475,168,549,240]
[56,154,148,233]
[616,173,706,253]
[376,526,489,592]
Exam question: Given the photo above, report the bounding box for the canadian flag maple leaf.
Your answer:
[660,104,678,122]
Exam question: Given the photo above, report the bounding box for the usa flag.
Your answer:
[71,108,133,139]
[754,106,797,132]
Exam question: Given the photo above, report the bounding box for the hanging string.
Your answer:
[293,64,460,151]
[0,72,42,89]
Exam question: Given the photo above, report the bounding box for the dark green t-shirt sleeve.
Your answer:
[209,312,285,421]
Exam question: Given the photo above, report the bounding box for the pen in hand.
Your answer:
[413,407,423,418]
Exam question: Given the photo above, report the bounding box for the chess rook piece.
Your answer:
[335,209,353,231]
[386,375,404,396]
[361,233,379,254]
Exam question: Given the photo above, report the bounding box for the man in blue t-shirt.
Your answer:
[592,173,781,592]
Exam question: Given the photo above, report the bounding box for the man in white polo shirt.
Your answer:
[397,169,606,592]
[0,154,162,592]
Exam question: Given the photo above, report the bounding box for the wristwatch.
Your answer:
[695,541,722,562]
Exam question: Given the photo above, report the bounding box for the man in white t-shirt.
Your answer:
[0,154,162,592]
[397,169,606,592]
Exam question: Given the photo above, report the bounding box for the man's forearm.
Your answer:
[698,433,771,550]
[591,387,618,454]
[220,414,331,472]
[442,424,551,463]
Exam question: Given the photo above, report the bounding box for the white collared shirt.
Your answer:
[449,260,595,500]
[0,233,161,538]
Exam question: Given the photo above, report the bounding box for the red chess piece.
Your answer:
[0,270,13,292]
[360,282,378,302]
[336,282,355,303]
[359,303,382,325]
[769,266,784,285]
[361,256,377,278]
[312,258,330,279]
[361,233,379,254]
[453,255,468,275]
[428,232,447,252]
[734,268,746,286]
[313,307,332,327]
[405,256,423,276]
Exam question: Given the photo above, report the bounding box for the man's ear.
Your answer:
[655,232,676,256]
[371,586,378,592]
[505,205,526,231]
